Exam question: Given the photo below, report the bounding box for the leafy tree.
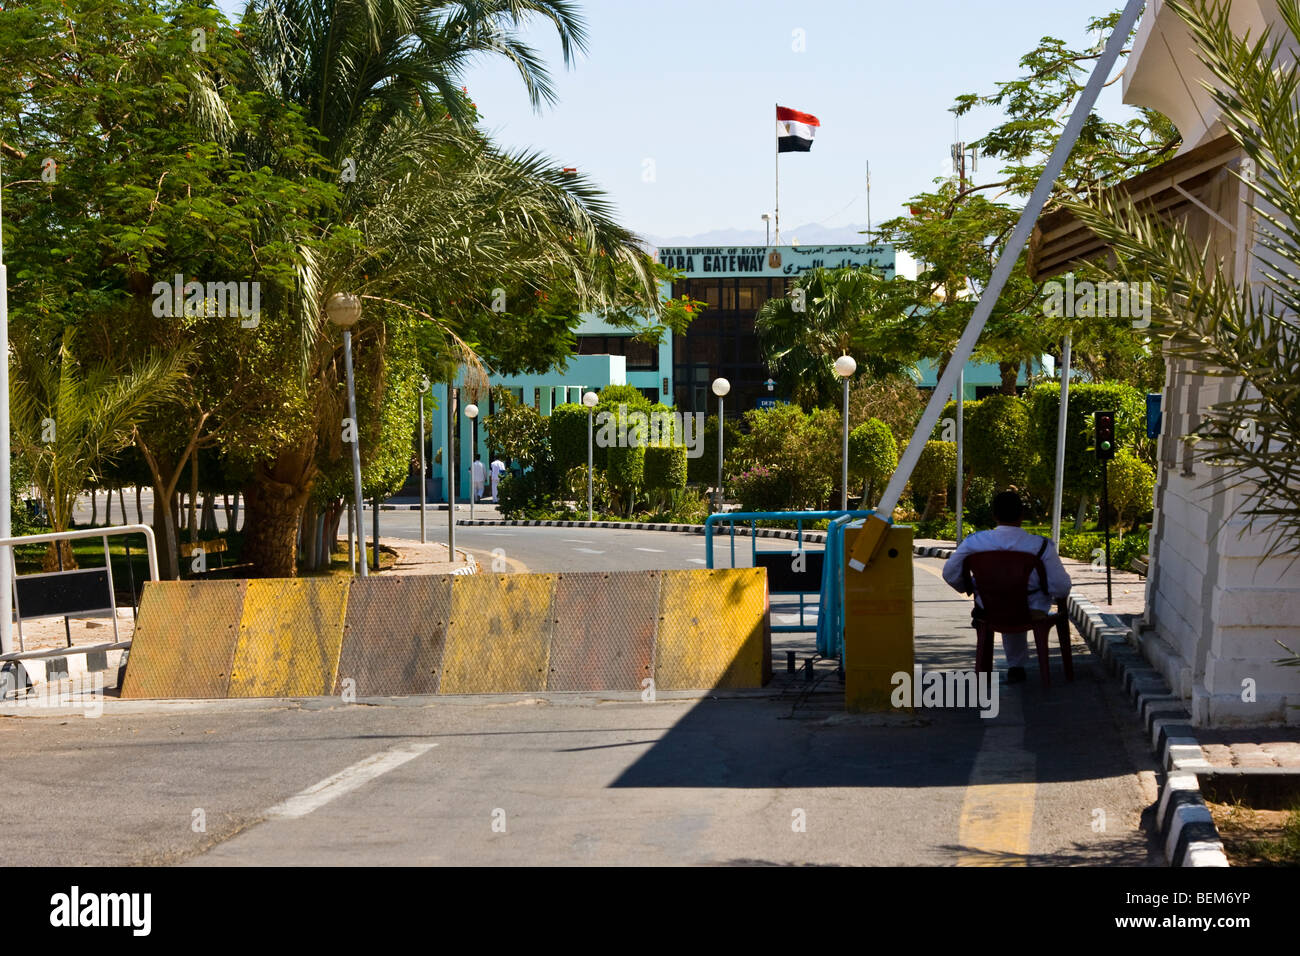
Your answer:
[1067,0,1300,555]
[907,440,957,520]
[483,387,550,472]
[966,393,1031,488]
[1105,450,1156,532]
[848,418,898,503]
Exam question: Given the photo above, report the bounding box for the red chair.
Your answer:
[961,551,1073,688]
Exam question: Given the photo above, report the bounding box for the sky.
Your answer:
[217,0,1134,245]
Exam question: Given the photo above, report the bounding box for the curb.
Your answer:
[1066,591,1227,867]
[457,518,829,544]
[908,539,1227,868]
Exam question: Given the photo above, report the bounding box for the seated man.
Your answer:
[941,491,1072,684]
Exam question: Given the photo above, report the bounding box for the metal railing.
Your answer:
[0,524,158,658]
[704,510,874,637]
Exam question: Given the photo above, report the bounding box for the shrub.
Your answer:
[849,418,898,502]
[730,465,788,513]
[731,403,839,509]
[687,414,742,486]
[549,403,592,474]
[1105,449,1156,531]
[909,440,957,518]
[496,470,557,519]
[563,465,610,513]
[963,475,999,530]
[1025,380,1147,508]
[645,444,687,494]
[966,393,1030,488]
[930,398,980,442]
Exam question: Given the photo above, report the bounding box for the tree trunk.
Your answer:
[90,491,97,526]
[1074,493,1088,531]
[201,493,218,535]
[240,448,317,578]
[188,450,199,546]
[104,489,113,525]
[324,501,344,567]
[999,361,1020,395]
[118,488,127,527]
[152,483,181,580]
[299,500,320,572]
[922,488,947,522]
[136,486,143,524]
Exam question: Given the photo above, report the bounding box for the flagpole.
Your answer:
[773,102,780,247]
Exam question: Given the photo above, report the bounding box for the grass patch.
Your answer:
[1208,800,1300,866]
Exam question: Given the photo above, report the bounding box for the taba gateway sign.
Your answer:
[657,244,895,278]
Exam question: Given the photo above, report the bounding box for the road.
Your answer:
[0,520,1166,865]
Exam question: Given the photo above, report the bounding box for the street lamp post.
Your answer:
[465,403,479,523]
[711,378,730,509]
[326,292,367,577]
[834,355,857,511]
[418,375,430,544]
[583,390,599,521]
[761,214,771,246]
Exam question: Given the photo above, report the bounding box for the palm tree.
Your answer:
[755,266,913,409]
[1068,0,1300,556]
[11,330,186,568]
[222,0,664,575]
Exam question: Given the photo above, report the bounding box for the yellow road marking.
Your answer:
[956,713,1037,866]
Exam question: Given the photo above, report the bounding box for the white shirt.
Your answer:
[941,525,1072,614]
[490,460,506,484]
[471,460,486,485]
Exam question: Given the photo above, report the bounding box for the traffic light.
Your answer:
[1094,410,1117,461]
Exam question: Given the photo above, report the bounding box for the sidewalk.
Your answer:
[380,537,477,576]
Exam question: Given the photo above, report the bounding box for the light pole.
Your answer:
[419,375,430,544]
[465,402,479,522]
[834,355,856,511]
[327,292,367,577]
[583,390,599,520]
[0,168,12,652]
[761,214,771,246]
[711,377,730,508]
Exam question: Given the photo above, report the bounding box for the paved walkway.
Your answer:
[380,538,476,576]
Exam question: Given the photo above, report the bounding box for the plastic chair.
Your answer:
[962,551,1073,688]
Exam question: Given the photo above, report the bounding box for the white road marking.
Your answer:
[573,547,606,554]
[481,532,514,537]
[562,539,593,543]
[264,742,437,820]
[635,547,665,553]
[688,558,707,564]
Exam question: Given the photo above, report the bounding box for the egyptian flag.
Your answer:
[777,106,820,153]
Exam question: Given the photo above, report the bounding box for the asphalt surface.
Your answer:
[0,524,1166,865]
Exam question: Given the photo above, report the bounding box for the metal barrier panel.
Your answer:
[119,581,246,699]
[441,573,557,694]
[843,526,915,712]
[549,571,659,691]
[334,576,451,697]
[228,579,350,698]
[655,568,768,690]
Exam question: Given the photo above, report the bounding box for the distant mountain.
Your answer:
[645,222,876,248]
